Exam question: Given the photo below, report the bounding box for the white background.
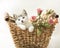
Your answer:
[0,0,60,48]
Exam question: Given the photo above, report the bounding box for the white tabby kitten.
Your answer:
[14,9,34,32]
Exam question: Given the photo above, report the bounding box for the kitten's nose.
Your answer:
[21,20,23,23]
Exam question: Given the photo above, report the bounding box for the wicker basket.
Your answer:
[5,15,55,48]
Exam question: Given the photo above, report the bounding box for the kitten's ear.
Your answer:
[22,9,27,16]
[13,14,18,20]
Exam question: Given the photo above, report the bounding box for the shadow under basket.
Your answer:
[5,16,55,48]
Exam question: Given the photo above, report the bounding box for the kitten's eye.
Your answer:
[23,17,25,19]
[18,19,20,21]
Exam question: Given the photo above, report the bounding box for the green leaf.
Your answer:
[44,22,51,28]
[37,29,42,36]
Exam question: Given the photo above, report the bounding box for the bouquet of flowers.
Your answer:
[30,8,59,36]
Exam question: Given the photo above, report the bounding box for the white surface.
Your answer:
[0,0,60,48]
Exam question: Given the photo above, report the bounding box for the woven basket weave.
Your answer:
[5,16,55,48]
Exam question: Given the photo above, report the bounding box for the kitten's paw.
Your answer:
[28,26,34,32]
[19,25,26,30]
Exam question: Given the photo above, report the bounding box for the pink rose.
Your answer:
[37,8,42,15]
[30,16,36,21]
[48,19,54,25]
